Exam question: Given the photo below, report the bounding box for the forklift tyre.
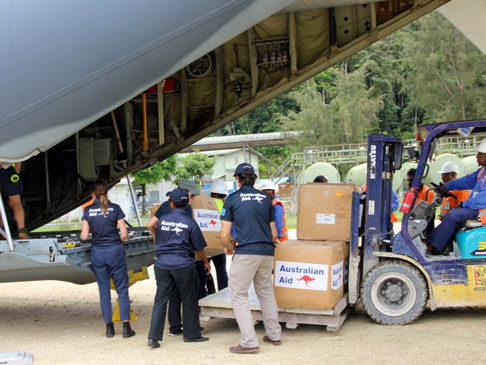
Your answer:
[361,260,428,325]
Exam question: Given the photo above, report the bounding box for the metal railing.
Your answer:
[271,134,486,180]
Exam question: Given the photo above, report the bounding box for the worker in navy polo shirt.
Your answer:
[147,179,200,336]
[81,180,135,339]
[220,163,281,354]
[147,188,210,349]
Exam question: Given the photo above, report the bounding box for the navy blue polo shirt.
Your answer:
[155,200,193,218]
[221,185,275,256]
[82,200,125,245]
[154,208,207,270]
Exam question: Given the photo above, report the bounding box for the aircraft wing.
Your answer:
[0,0,294,162]
[439,0,486,55]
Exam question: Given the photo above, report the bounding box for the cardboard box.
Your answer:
[273,240,345,310]
[150,197,225,257]
[278,183,295,197]
[297,183,356,241]
[191,195,224,251]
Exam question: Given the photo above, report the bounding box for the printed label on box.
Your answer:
[193,209,221,231]
[331,261,344,290]
[275,260,328,291]
[316,213,336,225]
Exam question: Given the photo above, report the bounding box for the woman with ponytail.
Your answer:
[81,180,135,339]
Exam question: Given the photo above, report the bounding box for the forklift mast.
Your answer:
[363,134,403,276]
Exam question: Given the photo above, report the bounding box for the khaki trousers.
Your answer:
[229,254,281,347]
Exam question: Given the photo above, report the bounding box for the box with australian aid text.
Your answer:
[151,197,225,258]
[191,195,225,254]
[273,240,345,310]
[297,183,357,241]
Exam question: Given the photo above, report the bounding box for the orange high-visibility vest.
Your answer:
[361,184,397,223]
[417,184,434,204]
[476,168,486,224]
[272,198,288,242]
[439,190,470,217]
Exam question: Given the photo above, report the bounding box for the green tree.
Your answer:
[176,152,216,187]
[134,155,177,214]
[282,79,334,148]
[327,63,383,143]
[402,12,486,122]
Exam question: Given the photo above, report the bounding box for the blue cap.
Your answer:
[166,188,189,204]
[234,163,255,176]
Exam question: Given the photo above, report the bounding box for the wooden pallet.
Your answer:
[199,286,349,332]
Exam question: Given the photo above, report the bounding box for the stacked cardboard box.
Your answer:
[297,183,356,241]
[150,196,225,258]
[273,183,355,310]
[191,196,225,257]
[274,240,346,309]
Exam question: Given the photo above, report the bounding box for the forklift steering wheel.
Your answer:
[430,182,458,199]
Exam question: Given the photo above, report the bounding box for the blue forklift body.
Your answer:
[362,120,486,312]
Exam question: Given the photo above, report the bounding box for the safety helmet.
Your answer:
[209,179,228,195]
[478,139,486,153]
[437,161,459,174]
[259,180,277,191]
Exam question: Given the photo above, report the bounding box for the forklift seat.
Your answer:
[465,220,482,228]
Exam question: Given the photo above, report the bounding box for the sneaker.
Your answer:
[263,335,281,346]
[229,344,259,354]
[169,328,183,337]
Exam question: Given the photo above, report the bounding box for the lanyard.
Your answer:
[476,167,486,190]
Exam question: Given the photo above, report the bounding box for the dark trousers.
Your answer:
[428,207,479,251]
[91,244,130,323]
[168,290,182,332]
[148,264,201,341]
[195,254,228,299]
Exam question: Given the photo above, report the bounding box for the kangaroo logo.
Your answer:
[209,219,217,227]
[171,227,184,236]
[252,196,264,204]
[296,275,316,288]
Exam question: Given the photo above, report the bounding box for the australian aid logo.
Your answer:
[274,260,329,291]
[193,209,221,232]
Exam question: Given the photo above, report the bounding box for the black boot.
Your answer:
[123,322,135,338]
[147,338,160,348]
[105,322,115,338]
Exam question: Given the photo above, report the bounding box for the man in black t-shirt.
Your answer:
[147,188,210,348]
[221,163,281,354]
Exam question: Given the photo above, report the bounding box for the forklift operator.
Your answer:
[427,139,486,253]
[437,161,469,221]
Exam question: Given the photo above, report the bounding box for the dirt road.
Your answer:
[2,227,486,364]
[1,267,486,365]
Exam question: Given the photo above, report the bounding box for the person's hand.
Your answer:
[225,248,234,255]
[204,262,211,275]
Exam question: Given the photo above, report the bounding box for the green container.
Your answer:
[299,162,340,184]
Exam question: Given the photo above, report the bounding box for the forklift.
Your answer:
[353,119,486,325]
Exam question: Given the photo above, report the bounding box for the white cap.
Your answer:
[209,179,228,195]
[478,139,486,153]
[259,180,276,191]
[437,161,459,174]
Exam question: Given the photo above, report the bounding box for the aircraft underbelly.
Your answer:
[0,0,294,161]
